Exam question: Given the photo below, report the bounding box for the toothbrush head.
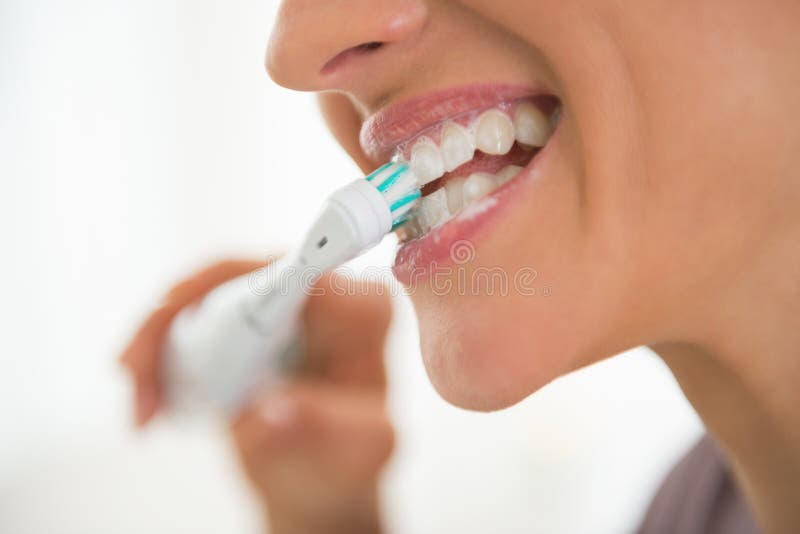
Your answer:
[364,161,421,230]
[295,162,420,271]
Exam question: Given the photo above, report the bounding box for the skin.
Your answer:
[122,1,800,533]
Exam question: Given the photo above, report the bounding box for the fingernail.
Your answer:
[260,396,296,428]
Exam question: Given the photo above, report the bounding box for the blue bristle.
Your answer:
[391,213,413,231]
[365,162,393,182]
[376,163,408,193]
[389,189,421,213]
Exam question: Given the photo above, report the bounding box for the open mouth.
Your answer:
[390,96,561,240]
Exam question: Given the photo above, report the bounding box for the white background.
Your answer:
[0,1,703,533]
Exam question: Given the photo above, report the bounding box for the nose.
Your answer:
[266,0,428,92]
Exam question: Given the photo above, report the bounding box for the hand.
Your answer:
[120,260,394,534]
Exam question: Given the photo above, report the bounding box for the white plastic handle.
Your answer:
[163,260,306,415]
[162,178,394,416]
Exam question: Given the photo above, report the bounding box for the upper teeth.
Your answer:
[439,123,474,172]
[513,102,551,147]
[475,110,515,155]
[404,102,554,187]
[410,137,445,184]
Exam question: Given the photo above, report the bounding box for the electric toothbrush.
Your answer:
[163,161,419,414]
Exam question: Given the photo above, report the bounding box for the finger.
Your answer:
[231,390,299,460]
[164,259,265,305]
[134,373,161,427]
[231,383,393,485]
[301,273,393,387]
[122,259,264,375]
[120,301,181,425]
[120,259,263,424]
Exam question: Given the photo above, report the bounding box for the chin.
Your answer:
[412,290,572,412]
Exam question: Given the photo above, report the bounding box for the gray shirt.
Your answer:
[638,436,760,534]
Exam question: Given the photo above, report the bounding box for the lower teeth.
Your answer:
[401,164,524,238]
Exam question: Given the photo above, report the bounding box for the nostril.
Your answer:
[321,41,385,75]
[355,41,383,53]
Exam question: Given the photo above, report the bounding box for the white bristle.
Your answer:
[369,164,399,188]
[391,201,415,220]
[385,168,419,205]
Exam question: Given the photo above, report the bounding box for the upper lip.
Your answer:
[359,84,543,164]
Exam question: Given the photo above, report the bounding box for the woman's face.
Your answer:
[267,1,799,409]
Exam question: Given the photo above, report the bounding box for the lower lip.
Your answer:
[392,125,560,286]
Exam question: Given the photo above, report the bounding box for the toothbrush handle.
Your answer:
[163,258,309,415]
[161,175,394,416]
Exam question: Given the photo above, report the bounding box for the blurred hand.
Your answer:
[120,260,394,534]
